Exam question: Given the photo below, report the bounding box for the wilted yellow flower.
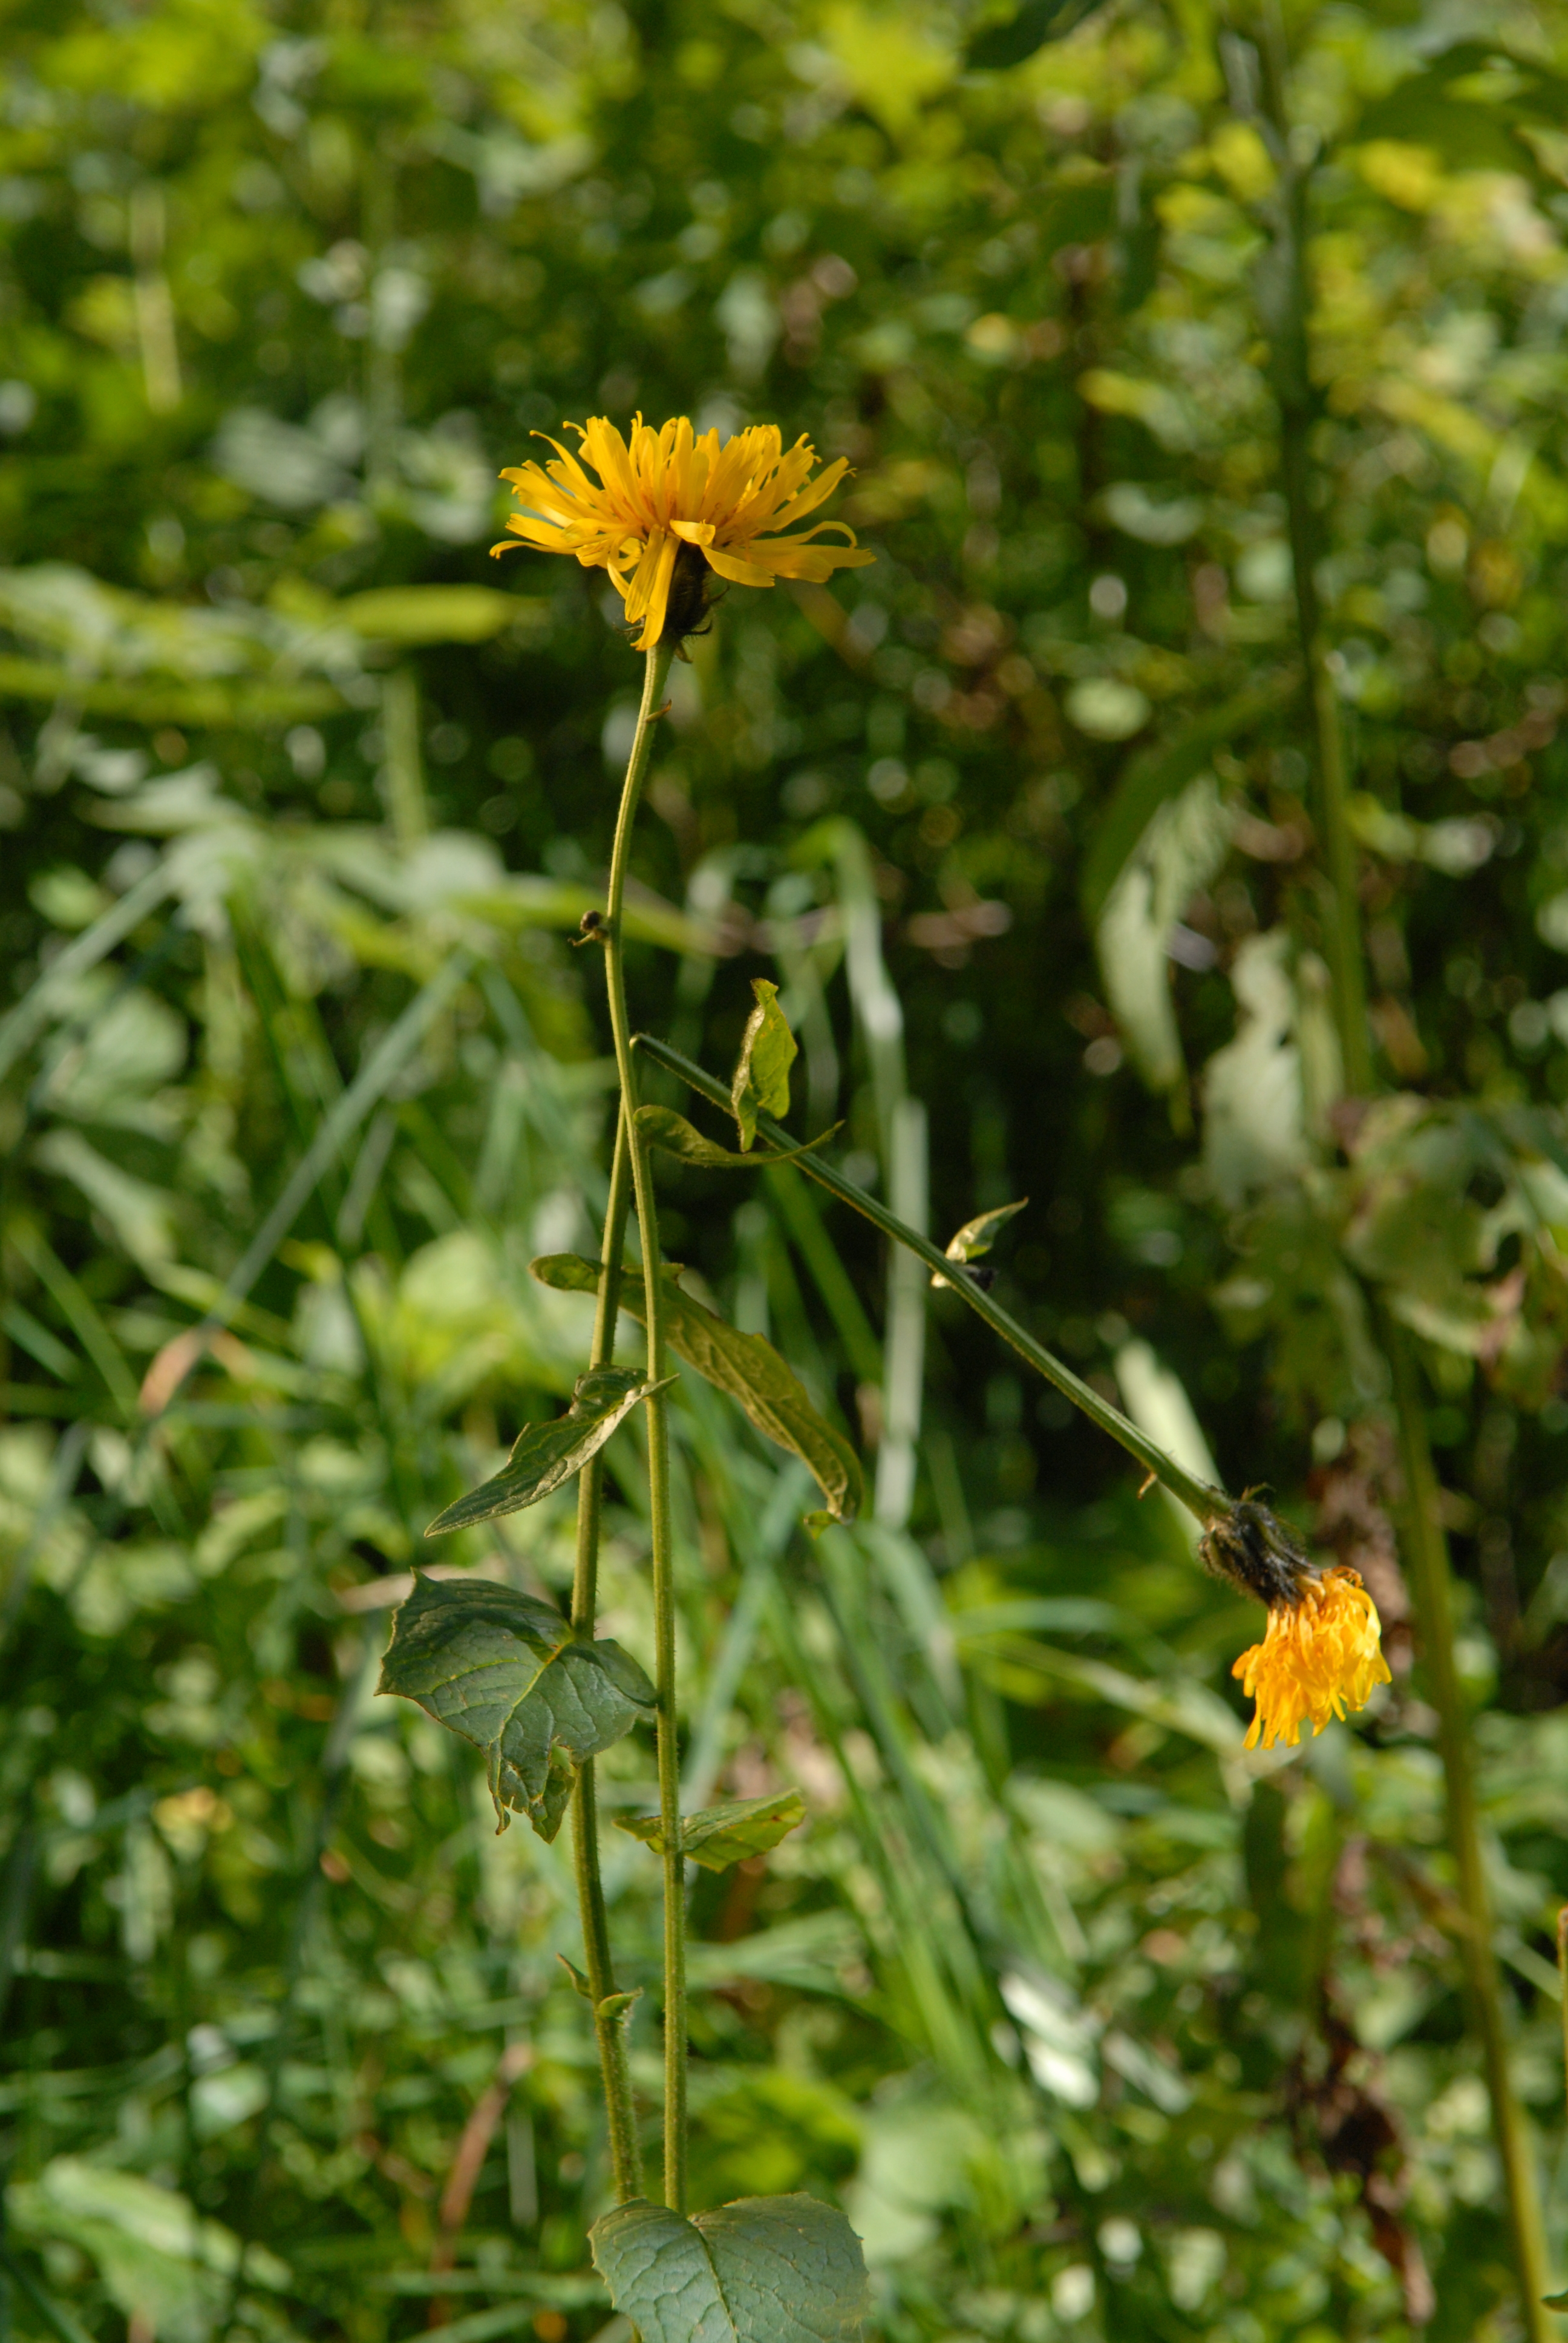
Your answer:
[493,414,874,650]
[1232,1565,1392,1750]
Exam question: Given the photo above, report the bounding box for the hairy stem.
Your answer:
[636,1033,1229,1529]
[569,1103,641,2201]
[600,641,685,2210]
[1253,16,1552,2323]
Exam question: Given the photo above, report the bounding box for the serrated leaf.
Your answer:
[931,1199,1028,1289]
[615,1789,807,1872]
[731,978,797,1152]
[636,1105,836,1172]
[378,1573,656,1842]
[530,1256,863,1523]
[589,2194,867,2343]
[967,0,1102,70]
[425,1367,670,1535]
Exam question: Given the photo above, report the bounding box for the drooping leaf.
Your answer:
[425,1366,670,1535]
[530,1256,863,1522]
[636,1106,836,1172]
[615,1789,807,1872]
[930,1199,1027,1289]
[1079,679,1285,923]
[589,2194,867,2343]
[731,978,797,1151]
[965,0,1103,71]
[378,1571,656,1841]
[1099,774,1236,1093]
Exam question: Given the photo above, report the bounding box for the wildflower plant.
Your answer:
[374,414,1392,2339]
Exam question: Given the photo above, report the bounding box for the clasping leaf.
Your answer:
[530,1256,863,1524]
[731,978,797,1151]
[590,2194,867,2343]
[615,1788,806,1872]
[930,1198,1027,1289]
[636,1104,837,1172]
[377,1572,656,1843]
[425,1366,671,1536]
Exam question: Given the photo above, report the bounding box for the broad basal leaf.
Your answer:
[590,2194,867,2343]
[731,978,797,1151]
[425,1367,668,1536]
[530,1257,863,1523]
[930,1198,1028,1289]
[615,1789,806,1872]
[378,1572,656,1841]
[636,1105,835,1172]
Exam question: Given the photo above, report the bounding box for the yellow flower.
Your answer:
[1232,1565,1392,1751]
[492,413,874,650]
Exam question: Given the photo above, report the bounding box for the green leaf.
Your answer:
[530,1256,864,1523]
[378,1572,656,1841]
[636,1106,836,1172]
[7,2160,289,2343]
[1353,52,1541,175]
[930,1199,1027,1289]
[589,2194,867,2343]
[615,1789,807,1872]
[1079,678,1285,923]
[966,0,1103,70]
[337,585,521,644]
[1544,2293,1568,2310]
[425,1366,670,1535]
[731,978,797,1152]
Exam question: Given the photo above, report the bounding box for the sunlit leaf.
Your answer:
[731,978,797,1152]
[636,1105,836,1171]
[589,2194,867,2343]
[425,1366,670,1535]
[930,1199,1027,1289]
[378,1571,656,1842]
[615,1789,806,1871]
[531,1256,863,1522]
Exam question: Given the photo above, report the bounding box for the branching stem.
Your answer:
[636,1032,1229,1529]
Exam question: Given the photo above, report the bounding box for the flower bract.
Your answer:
[1232,1564,1392,1750]
[493,414,874,649]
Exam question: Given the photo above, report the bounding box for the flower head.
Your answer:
[493,414,874,650]
[1232,1565,1392,1750]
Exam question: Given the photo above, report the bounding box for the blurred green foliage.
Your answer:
[5,0,1568,2339]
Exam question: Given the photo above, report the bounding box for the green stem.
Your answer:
[1250,10,1371,1091]
[636,1033,1229,1529]
[600,641,685,2211]
[1558,1908,1568,2119]
[1253,21,1552,2323]
[569,1103,641,2201]
[1382,1312,1552,2329]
